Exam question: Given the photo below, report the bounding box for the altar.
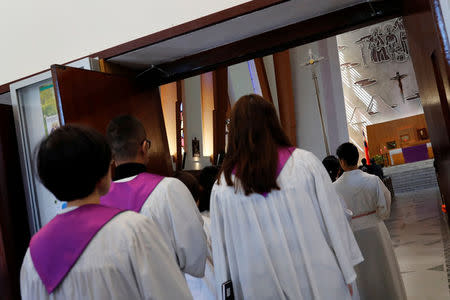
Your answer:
[388,142,433,165]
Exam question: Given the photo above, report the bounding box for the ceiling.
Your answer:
[108,0,367,70]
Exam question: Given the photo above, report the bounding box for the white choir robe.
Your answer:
[21,210,193,300]
[211,149,363,300]
[115,176,207,277]
[185,211,216,300]
[334,169,407,300]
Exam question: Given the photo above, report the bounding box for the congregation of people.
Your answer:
[20,94,406,299]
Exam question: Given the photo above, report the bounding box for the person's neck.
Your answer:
[115,157,146,167]
[344,165,359,172]
[67,192,101,208]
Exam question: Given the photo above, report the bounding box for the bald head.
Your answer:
[106,115,147,162]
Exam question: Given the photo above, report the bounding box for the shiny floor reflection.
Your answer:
[385,187,450,300]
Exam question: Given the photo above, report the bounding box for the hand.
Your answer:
[348,284,353,296]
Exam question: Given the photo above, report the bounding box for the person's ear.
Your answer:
[140,141,148,155]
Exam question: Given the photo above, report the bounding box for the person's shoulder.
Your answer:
[159,176,183,188]
[290,148,322,171]
[212,172,233,192]
[334,174,345,185]
[291,147,314,159]
[104,211,153,236]
[149,176,181,195]
[360,169,378,179]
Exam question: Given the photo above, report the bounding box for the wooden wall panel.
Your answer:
[366,114,430,155]
[402,0,450,212]
[160,82,178,157]
[213,68,229,163]
[176,81,184,170]
[0,104,30,300]
[201,72,215,158]
[51,65,173,176]
[273,50,297,145]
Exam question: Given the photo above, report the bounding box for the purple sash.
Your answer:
[29,204,123,293]
[101,173,164,212]
[276,147,296,177]
[262,146,296,196]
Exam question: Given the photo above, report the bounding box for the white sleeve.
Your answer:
[305,152,364,284]
[210,186,230,299]
[376,177,391,220]
[149,178,207,277]
[129,218,194,300]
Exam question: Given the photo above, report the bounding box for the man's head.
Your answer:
[106,115,151,166]
[361,158,367,166]
[37,125,112,202]
[336,142,359,171]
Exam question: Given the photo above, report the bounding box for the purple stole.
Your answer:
[101,172,164,212]
[29,204,123,293]
[263,146,296,196]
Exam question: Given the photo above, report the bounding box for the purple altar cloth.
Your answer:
[402,143,429,163]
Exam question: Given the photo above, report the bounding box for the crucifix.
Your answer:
[390,72,408,103]
[302,49,330,156]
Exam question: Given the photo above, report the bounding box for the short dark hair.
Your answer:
[198,166,219,212]
[336,142,359,166]
[106,115,146,161]
[37,125,111,202]
[174,171,200,201]
[322,155,341,182]
[361,158,367,165]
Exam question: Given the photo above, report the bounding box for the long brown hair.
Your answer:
[219,94,292,195]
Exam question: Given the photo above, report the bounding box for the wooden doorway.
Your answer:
[402,0,450,211]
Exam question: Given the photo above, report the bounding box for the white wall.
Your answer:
[288,37,349,159]
[0,0,249,86]
[441,0,450,40]
[0,93,11,105]
[228,62,255,105]
[183,76,211,170]
[263,55,280,116]
[337,18,423,157]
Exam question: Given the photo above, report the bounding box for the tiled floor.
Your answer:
[385,187,450,300]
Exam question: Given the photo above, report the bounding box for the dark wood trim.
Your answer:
[93,0,288,59]
[175,81,183,171]
[0,104,31,300]
[273,51,297,145]
[254,57,273,103]
[212,68,229,164]
[156,0,402,84]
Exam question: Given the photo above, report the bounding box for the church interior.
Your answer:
[1,0,450,299]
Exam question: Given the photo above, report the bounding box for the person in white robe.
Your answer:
[185,211,216,300]
[104,115,207,277]
[175,170,217,300]
[210,94,363,300]
[21,211,194,300]
[334,142,407,300]
[21,125,192,300]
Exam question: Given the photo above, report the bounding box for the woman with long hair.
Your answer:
[210,94,363,299]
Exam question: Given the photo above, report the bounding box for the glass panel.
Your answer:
[17,79,61,227]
